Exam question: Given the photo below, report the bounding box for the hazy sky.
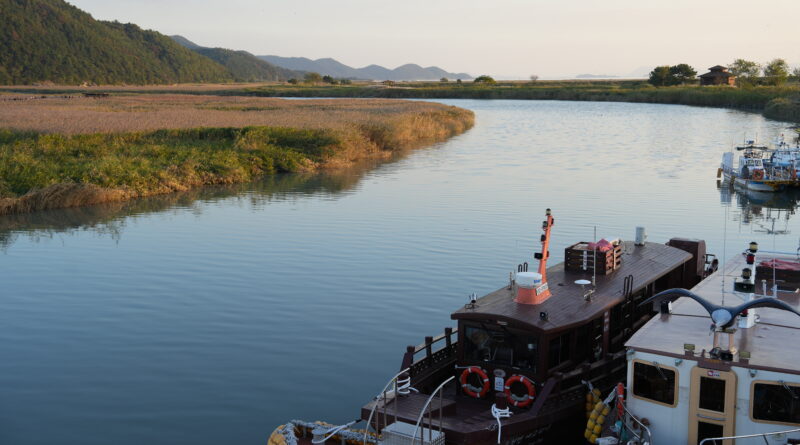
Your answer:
[68,0,799,79]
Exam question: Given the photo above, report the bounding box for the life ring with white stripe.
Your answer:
[460,367,490,398]
[504,374,535,408]
[753,169,765,180]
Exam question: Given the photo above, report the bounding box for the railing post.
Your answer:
[444,327,453,349]
[402,345,415,371]
[425,336,434,360]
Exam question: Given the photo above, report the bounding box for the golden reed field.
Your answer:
[0,94,465,135]
[0,94,474,215]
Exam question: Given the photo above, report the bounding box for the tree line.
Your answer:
[649,59,798,87]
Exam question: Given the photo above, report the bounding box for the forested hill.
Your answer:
[170,36,300,82]
[0,0,233,85]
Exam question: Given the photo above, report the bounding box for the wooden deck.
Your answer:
[452,241,693,332]
[360,386,582,445]
[626,251,800,375]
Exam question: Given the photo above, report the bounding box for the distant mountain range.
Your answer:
[0,0,301,85]
[0,0,468,85]
[258,55,472,81]
[0,0,235,85]
[170,36,299,82]
[575,74,619,79]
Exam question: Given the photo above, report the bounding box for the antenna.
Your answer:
[721,200,728,306]
[592,225,597,287]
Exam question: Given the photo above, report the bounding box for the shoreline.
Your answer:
[3,80,799,123]
[0,97,474,216]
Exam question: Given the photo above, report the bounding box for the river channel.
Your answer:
[1,99,798,445]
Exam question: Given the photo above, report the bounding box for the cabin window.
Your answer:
[463,324,538,372]
[548,332,572,369]
[699,377,726,412]
[632,361,676,406]
[752,382,800,425]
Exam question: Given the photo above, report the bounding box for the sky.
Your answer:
[68,0,799,79]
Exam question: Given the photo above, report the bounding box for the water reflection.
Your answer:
[2,100,797,445]
[0,162,377,250]
[720,183,800,234]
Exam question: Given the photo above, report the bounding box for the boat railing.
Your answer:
[699,427,800,445]
[619,392,653,445]
[362,367,411,445]
[403,328,458,380]
[410,375,455,445]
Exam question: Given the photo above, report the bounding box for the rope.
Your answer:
[491,404,512,444]
[287,419,376,445]
[277,422,299,445]
[310,420,360,444]
[396,375,418,396]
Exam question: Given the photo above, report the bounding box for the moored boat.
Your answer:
[719,138,800,192]
[590,241,800,445]
[270,209,717,445]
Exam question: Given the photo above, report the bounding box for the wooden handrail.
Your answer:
[412,328,458,355]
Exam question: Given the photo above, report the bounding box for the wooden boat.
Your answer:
[270,209,718,445]
[597,241,800,445]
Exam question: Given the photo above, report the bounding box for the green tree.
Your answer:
[729,59,761,86]
[287,78,298,84]
[648,66,672,86]
[473,75,496,84]
[764,58,789,86]
[322,75,335,83]
[669,64,697,84]
[339,78,352,85]
[793,67,800,81]
[456,79,462,84]
[304,72,322,83]
[440,77,448,83]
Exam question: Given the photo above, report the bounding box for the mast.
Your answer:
[514,208,553,305]
[538,209,554,283]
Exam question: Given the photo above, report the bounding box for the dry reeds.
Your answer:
[0,95,474,215]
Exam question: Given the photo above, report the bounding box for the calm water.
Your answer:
[2,100,799,445]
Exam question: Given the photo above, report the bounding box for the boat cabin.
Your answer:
[361,210,716,445]
[624,244,800,445]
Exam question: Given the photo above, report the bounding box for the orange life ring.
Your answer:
[504,375,536,408]
[752,169,764,180]
[460,367,490,398]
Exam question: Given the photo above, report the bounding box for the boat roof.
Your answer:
[452,241,692,334]
[626,251,800,375]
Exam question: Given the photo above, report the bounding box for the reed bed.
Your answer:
[0,95,474,215]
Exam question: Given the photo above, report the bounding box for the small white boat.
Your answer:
[719,141,796,192]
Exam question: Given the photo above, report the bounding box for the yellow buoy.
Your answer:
[595,401,604,411]
[596,415,605,425]
[584,429,592,439]
[589,410,598,421]
[602,405,610,416]
[268,427,287,445]
[589,433,598,444]
[593,423,602,435]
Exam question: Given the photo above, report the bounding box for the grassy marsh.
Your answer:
[0,96,474,214]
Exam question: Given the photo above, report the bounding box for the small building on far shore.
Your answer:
[699,65,736,86]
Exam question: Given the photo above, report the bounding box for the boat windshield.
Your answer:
[463,323,538,372]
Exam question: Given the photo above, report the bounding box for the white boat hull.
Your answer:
[721,171,780,192]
